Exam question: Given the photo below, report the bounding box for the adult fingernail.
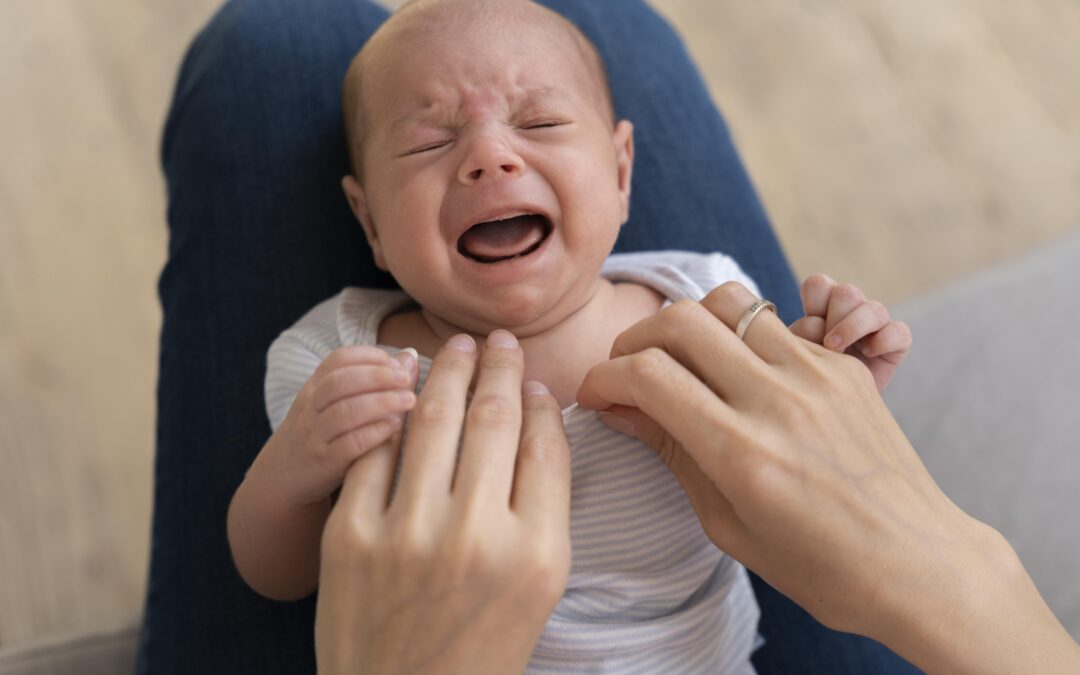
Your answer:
[598,411,635,437]
[524,380,549,396]
[487,329,518,349]
[447,334,476,352]
[826,334,842,349]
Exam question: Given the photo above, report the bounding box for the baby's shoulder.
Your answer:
[273,286,412,358]
[603,250,758,301]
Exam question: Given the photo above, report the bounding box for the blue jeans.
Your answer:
[143,0,920,672]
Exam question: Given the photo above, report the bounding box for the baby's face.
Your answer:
[343,4,633,337]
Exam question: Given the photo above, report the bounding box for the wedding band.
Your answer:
[734,299,777,340]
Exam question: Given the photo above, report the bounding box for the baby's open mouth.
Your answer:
[457,214,552,263]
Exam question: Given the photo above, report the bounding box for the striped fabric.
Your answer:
[266,251,763,673]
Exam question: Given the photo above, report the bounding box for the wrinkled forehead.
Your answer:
[359,5,608,129]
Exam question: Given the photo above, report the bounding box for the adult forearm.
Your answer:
[576,281,1080,675]
[874,525,1080,675]
[227,438,330,601]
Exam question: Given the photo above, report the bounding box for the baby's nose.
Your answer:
[458,132,525,184]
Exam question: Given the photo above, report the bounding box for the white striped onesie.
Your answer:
[265,251,763,673]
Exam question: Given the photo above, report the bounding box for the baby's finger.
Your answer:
[313,345,396,381]
[857,321,912,360]
[823,283,867,337]
[800,274,836,318]
[394,348,420,387]
[312,364,411,413]
[318,389,416,443]
[788,315,826,344]
[325,415,404,466]
[823,300,890,353]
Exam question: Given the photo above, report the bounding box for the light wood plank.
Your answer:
[653,0,1080,302]
[0,0,219,648]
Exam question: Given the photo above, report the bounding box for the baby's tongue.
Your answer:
[459,215,546,259]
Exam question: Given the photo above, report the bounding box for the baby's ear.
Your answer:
[341,175,389,271]
[613,120,634,224]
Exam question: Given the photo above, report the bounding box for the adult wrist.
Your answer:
[876,520,1079,674]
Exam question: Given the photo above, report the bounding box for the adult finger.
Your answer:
[512,381,571,533]
[822,300,890,353]
[824,283,866,337]
[800,274,836,317]
[393,334,477,507]
[312,364,410,413]
[699,281,802,367]
[335,426,404,518]
[577,348,739,485]
[607,298,769,402]
[454,330,524,505]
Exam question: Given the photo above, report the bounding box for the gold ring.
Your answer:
[734,299,778,340]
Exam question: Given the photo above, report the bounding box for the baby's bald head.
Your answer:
[341,0,614,182]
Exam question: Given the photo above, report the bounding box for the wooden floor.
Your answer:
[2,0,1079,649]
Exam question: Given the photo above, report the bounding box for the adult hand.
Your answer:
[577,282,1080,675]
[315,331,571,675]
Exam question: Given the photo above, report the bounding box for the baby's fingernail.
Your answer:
[523,380,549,397]
[398,347,418,373]
[826,334,842,349]
[447,334,476,352]
[598,411,635,437]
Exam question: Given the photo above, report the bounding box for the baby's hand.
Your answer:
[788,275,911,391]
[271,346,418,507]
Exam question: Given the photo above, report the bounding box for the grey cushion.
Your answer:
[885,230,1080,641]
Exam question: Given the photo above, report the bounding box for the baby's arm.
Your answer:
[227,346,418,600]
[789,274,912,391]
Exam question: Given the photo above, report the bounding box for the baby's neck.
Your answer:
[378,279,664,408]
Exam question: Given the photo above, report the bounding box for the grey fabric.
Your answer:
[0,623,137,675]
[884,230,1080,641]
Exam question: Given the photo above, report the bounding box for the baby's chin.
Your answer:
[420,277,606,340]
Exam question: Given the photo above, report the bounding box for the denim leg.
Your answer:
[144,1,390,672]
[146,0,914,672]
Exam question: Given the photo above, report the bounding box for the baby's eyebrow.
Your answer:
[388,109,440,135]
[387,86,570,135]
[513,86,568,110]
